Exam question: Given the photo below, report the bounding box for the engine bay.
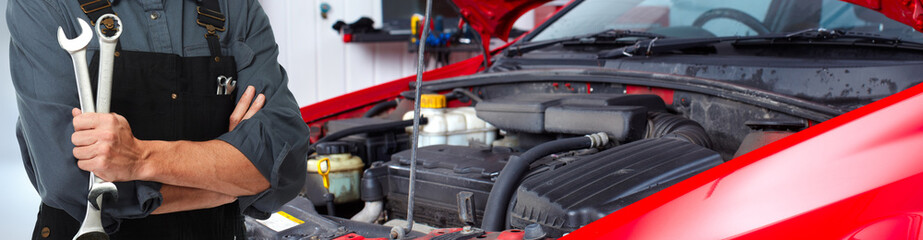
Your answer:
[246,81,812,239]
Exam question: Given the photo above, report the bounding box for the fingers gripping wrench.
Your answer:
[88,14,122,210]
[58,14,122,240]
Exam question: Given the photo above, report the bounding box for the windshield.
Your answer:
[530,0,923,43]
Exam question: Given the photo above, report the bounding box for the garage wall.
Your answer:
[258,0,542,107]
[259,0,478,107]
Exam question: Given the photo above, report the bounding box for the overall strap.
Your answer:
[76,0,116,25]
[74,0,122,57]
[196,0,226,58]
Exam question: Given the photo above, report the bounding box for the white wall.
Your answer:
[259,0,481,107]
[258,0,544,107]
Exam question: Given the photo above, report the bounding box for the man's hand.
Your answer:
[71,109,147,182]
[229,86,265,131]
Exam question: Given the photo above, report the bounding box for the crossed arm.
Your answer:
[71,86,268,214]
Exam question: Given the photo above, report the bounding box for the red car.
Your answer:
[250,0,923,239]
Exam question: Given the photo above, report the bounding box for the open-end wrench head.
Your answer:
[95,14,122,43]
[87,182,118,210]
[57,18,93,53]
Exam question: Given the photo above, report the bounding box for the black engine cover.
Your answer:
[475,94,665,141]
[371,145,516,227]
[510,138,723,237]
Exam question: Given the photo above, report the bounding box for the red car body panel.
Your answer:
[298,0,923,238]
[563,83,923,239]
[842,0,923,30]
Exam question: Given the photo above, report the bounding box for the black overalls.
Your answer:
[32,0,244,239]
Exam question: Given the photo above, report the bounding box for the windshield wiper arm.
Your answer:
[599,28,923,59]
[508,29,665,57]
[780,28,897,41]
[740,28,923,49]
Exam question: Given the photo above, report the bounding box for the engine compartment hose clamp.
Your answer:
[586,132,610,148]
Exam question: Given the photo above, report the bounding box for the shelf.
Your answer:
[344,31,410,43]
[407,43,482,53]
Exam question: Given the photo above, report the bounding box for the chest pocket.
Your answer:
[183,40,254,71]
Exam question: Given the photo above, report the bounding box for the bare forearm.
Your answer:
[152,184,236,214]
[137,140,269,196]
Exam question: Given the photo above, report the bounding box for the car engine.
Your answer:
[246,90,748,239]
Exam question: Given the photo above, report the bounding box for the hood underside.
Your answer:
[451,0,554,41]
[841,0,923,30]
[451,0,923,41]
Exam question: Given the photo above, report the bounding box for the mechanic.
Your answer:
[8,0,309,239]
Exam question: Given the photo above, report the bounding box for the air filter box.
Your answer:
[366,145,516,227]
[509,138,722,237]
[474,94,665,141]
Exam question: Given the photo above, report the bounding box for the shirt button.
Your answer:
[150,12,160,20]
[171,93,178,99]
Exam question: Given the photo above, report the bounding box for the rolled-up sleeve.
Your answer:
[8,0,164,230]
[216,0,309,219]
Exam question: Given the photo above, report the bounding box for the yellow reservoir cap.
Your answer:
[420,94,446,108]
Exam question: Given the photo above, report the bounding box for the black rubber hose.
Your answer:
[310,118,427,155]
[450,88,484,103]
[481,134,606,231]
[362,99,399,118]
[360,171,384,202]
[324,193,336,216]
[646,112,712,148]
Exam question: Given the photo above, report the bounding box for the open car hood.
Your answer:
[451,0,923,43]
[843,0,923,30]
[450,0,553,41]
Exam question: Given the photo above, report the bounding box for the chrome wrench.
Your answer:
[84,13,122,222]
[58,17,117,240]
[58,18,95,113]
[95,14,121,113]
[217,75,236,95]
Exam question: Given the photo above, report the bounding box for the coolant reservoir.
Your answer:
[305,142,364,204]
[448,107,497,145]
[404,94,452,147]
[403,94,496,147]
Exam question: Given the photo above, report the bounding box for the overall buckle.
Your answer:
[79,0,114,25]
[80,0,111,14]
[197,6,226,37]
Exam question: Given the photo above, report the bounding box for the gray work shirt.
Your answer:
[7,0,308,229]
